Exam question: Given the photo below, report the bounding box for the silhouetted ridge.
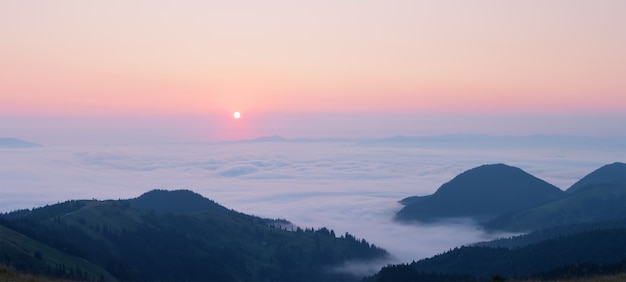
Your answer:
[367,228,626,281]
[251,135,288,142]
[1,190,388,281]
[480,162,626,231]
[397,164,565,222]
[128,189,228,215]
[567,162,626,193]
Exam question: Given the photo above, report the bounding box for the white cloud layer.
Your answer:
[1,140,623,272]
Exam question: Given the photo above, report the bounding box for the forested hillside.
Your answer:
[0,190,387,281]
[373,162,626,281]
[368,228,626,281]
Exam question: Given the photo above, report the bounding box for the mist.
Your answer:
[1,140,622,269]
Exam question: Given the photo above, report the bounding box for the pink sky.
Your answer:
[1,1,625,142]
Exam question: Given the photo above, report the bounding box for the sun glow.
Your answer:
[233,112,241,119]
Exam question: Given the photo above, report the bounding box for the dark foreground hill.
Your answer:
[367,228,626,281]
[396,164,564,223]
[0,190,388,281]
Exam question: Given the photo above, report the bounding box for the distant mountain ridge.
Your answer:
[216,134,626,149]
[0,138,42,148]
[357,134,626,149]
[396,164,565,222]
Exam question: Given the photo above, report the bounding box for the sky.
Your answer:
[1,1,625,272]
[1,0,625,143]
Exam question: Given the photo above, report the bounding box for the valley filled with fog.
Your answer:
[1,138,623,267]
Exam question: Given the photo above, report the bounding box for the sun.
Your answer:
[233,111,241,119]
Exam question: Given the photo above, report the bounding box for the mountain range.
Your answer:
[397,162,626,232]
[485,162,626,231]
[0,190,387,281]
[369,162,626,281]
[212,134,626,149]
[1,162,624,281]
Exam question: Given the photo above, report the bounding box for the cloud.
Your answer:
[0,140,622,273]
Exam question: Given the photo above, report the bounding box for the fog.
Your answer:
[1,140,623,270]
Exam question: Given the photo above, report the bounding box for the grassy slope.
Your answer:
[0,224,115,280]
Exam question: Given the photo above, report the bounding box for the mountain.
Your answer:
[567,162,626,193]
[380,162,626,282]
[486,182,626,232]
[396,164,565,222]
[475,220,626,249]
[0,137,42,148]
[217,135,356,144]
[251,135,288,142]
[128,189,229,215]
[368,228,626,281]
[356,134,626,150]
[0,190,388,281]
[485,163,626,232]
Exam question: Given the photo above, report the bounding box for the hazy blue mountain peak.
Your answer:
[0,137,42,148]
[251,135,288,142]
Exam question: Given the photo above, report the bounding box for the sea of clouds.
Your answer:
[1,139,623,273]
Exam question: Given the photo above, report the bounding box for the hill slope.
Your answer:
[0,223,115,280]
[127,189,230,215]
[396,164,564,222]
[485,163,626,232]
[0,190,388,281]
[368,228,626,281]
[567,162,626,193]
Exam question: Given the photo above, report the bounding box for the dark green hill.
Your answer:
[368,228,626,281]
[396,164,564,222]
[0,190,388,281]
[567,162,626,193]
